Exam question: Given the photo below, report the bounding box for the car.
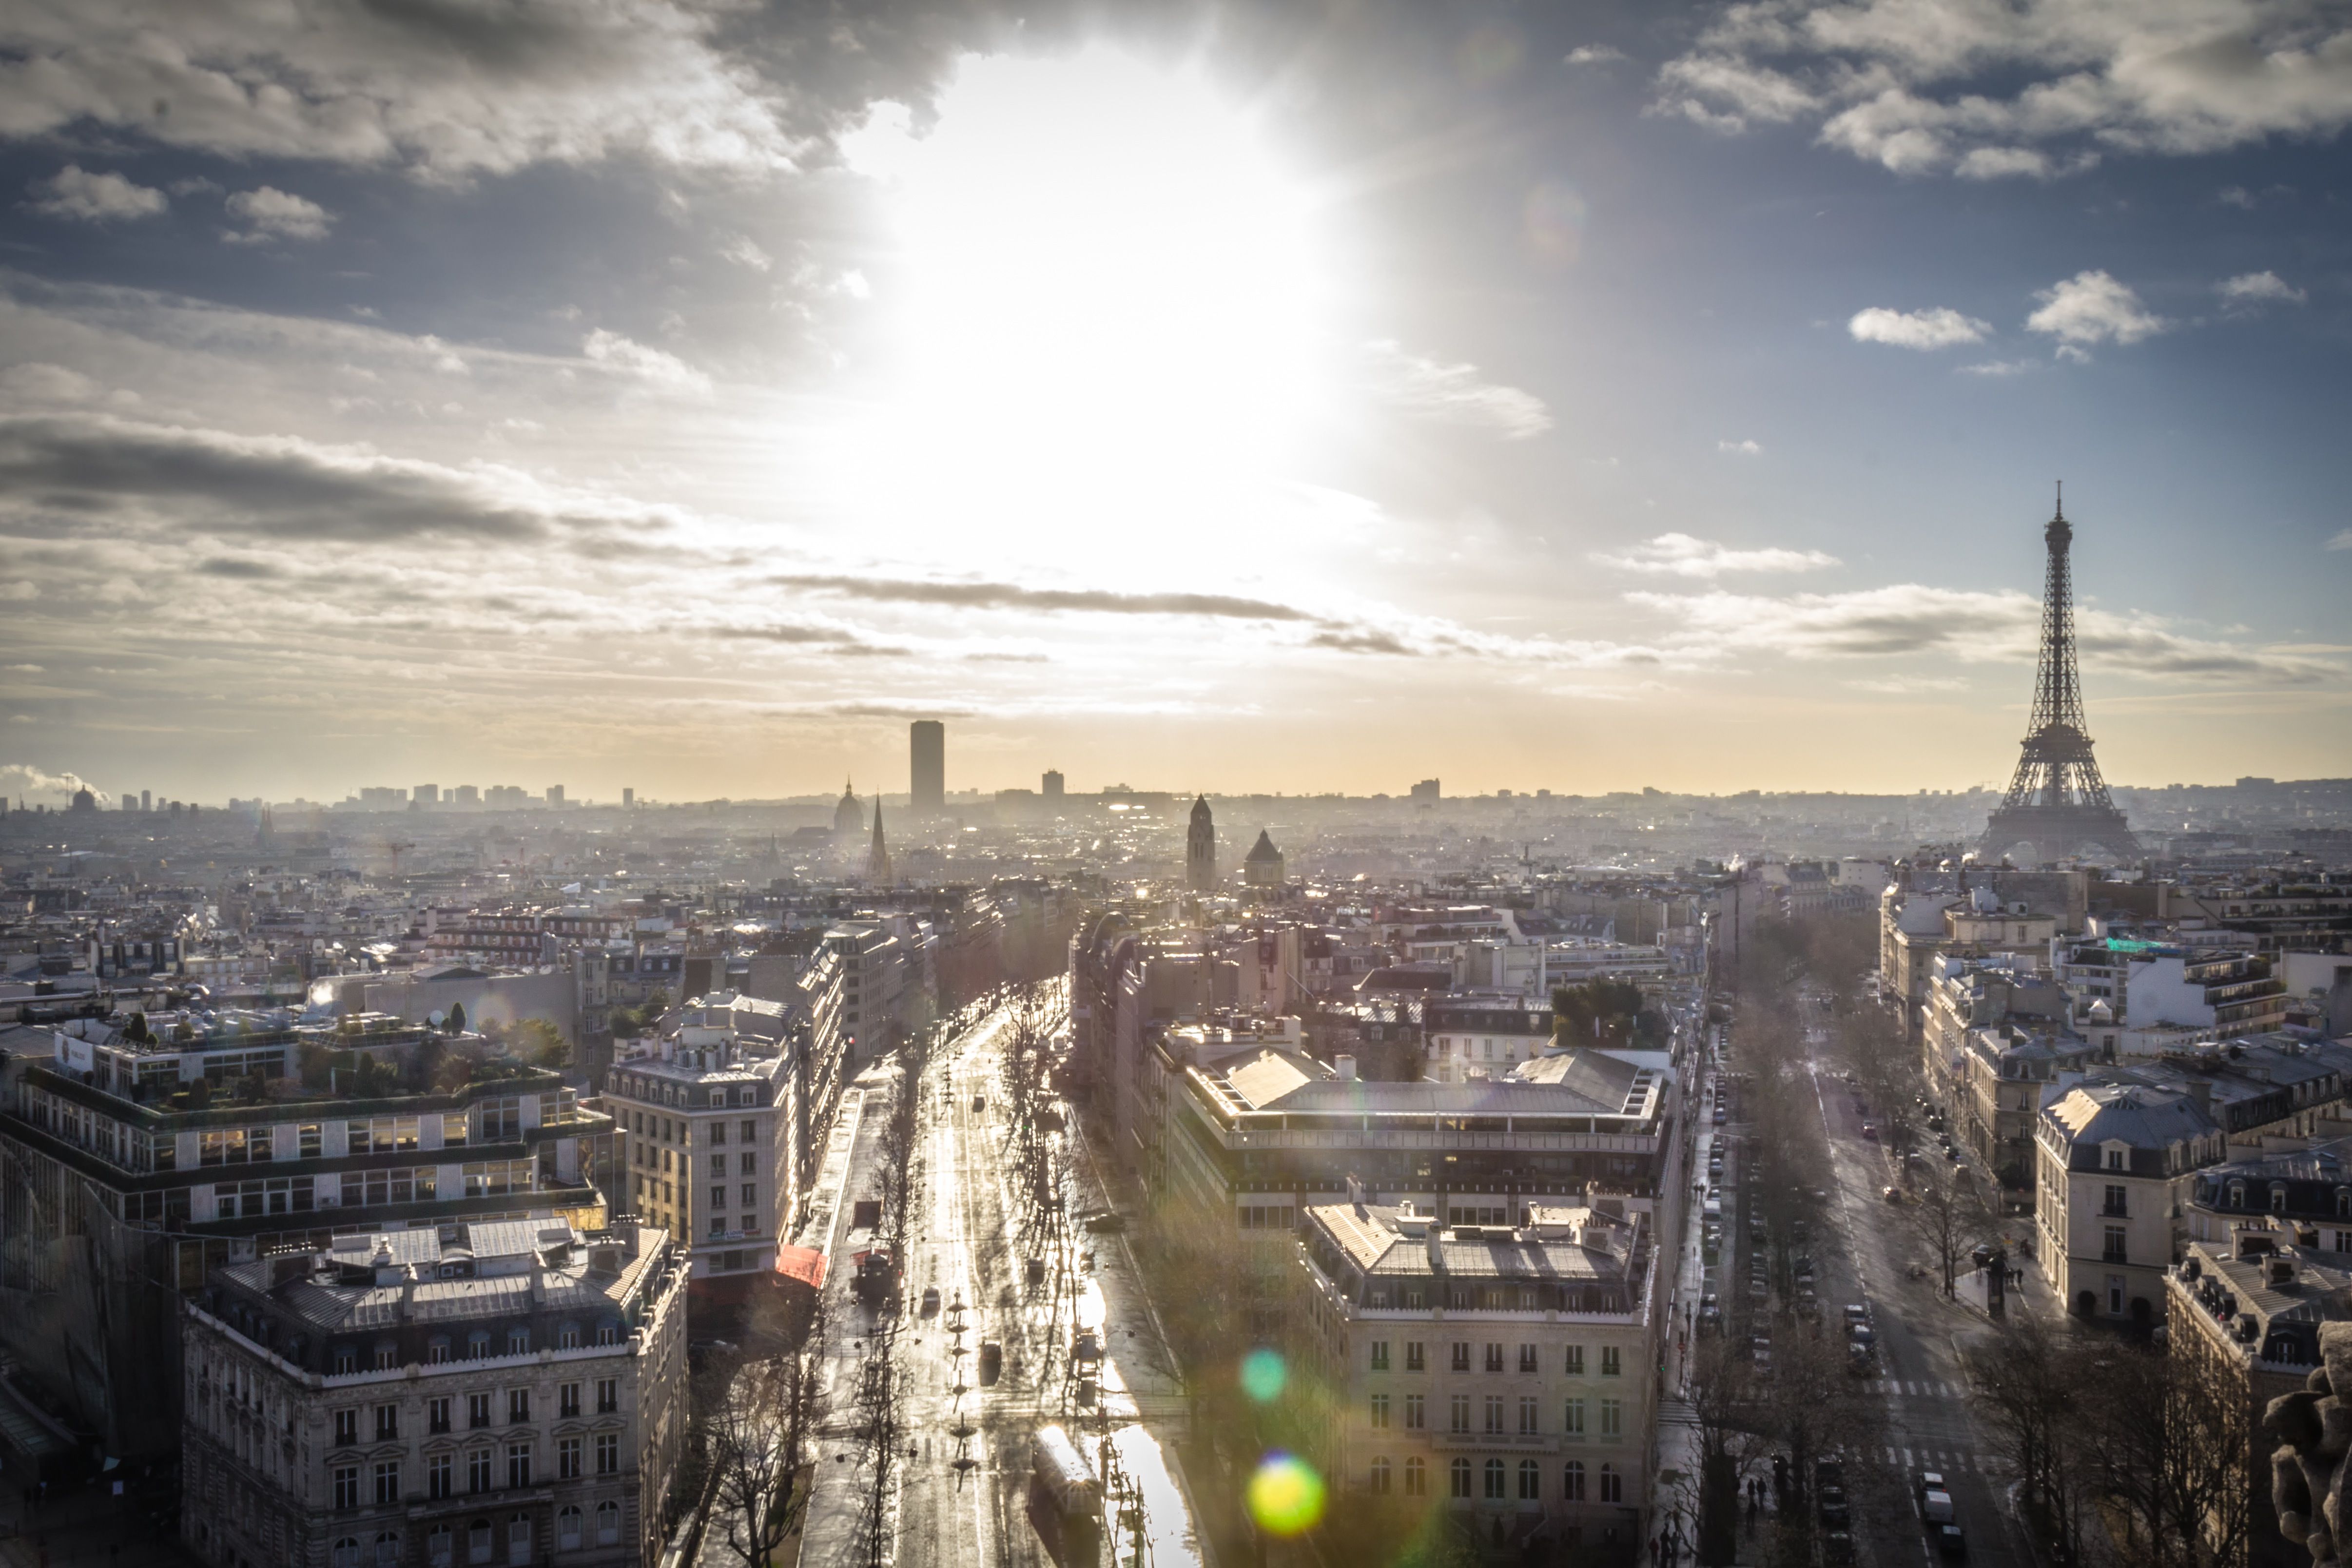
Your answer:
[1860,1123,1880,1142]
[1934,1523,1968,1560]
[1749,1279,1769,1299]
[1947,1146,1964,1162]
[1823,1529,1856,1564]
[1818,1490,1851,1529]
[978,1341,1003,1384]
[1917,1471,1948,1503]
[1844,1303,1870,1325]
[920,1286,941,1316]
[1883,1185,1903,1202]
[1713,1108,1728,1125]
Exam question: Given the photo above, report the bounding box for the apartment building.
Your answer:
[1292,1197,1657,1559]
[603,998,797,1286]
[180,1219,687,1568]
[2053,934,2291,1046]
[1424,995,1555,1073]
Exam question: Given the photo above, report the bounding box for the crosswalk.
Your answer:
[1881,1445,2000,1475]
[1867,1378,1964,1398]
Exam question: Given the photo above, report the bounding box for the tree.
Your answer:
[706,1310,827,1567]
[445,1002,467,1034]
[123,1011,153,1045]
[1965,1315,2097,1557]
[1905,1159,1996,1298]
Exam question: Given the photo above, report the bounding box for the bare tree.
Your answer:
[1964,1314,2098,1560]
[1905,1158,1997,1298]
[708,1303,828,1567]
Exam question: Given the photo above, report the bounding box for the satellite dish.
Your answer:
[428,1010,447,1027]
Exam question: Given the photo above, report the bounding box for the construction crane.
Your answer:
[387,840,416,876]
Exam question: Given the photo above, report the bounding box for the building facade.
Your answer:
[180,1219,688,1568]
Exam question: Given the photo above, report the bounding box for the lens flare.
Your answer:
[1239,1348,1286,1403]
[1247,1453,1326,1536]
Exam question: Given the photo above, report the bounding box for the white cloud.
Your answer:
[1847,674,1967,693]
[2217,270,2306,306]
[0,0,796,180]
[1597,533,1838,578]
[223,186,333,242]
[2328,529,2352,551]
[25,164,165,221]
[1718,438,1763,455]
[582,329,713,396]
[1361,341,1551,440]
[719,236,772,272]
[1848,305,1990,349]
[2026,271,2165,347]
[1566,45,1627,65]
[1653,1,2352,179]
[1960,359,2036,377]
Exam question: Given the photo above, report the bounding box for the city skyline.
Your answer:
[4,3,2351,803]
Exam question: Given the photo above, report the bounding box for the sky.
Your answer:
[1,0,2349,809]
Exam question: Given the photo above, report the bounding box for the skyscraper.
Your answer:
[1042,769,1065,798]
[910,720,945,813]
[1187,795,1217,890]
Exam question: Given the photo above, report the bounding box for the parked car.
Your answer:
[1934,1523,1968,1559]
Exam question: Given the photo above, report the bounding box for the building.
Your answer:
[1410,780,1440,802]
[832,783,863,838]
[1187,797,1217,891]
[180,1219,688,1568]
[1424,995,1555,1075]
[0,1014,612,1459]
[602,999,799,1289]
[546,786,565,809]
[1245,830,1285,891]
[1042,770,1065,799]
[2053,934,2291,1048]
[864,801,893,887]
[2165,1231,2352,1567]
[909,721,944,814]
[1293,1197,1656,1560]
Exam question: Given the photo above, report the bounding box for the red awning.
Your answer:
[774,1245,827,1289]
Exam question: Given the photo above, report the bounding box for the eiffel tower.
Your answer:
[1980,487,2139,865]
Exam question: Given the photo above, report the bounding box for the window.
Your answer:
[2103,1184,2128,1217]
[1517,1343,1538,1373]
[559,1324,581,1351]
[1519,1395,1539,1434]
[467,1449,492,1494]
[468,1393,492,1429]
[1405,1341,1425,1373]
[1484,1394,1504,1434]
[506,1443,531,1489]
[1404,1457,1427,1497]
[741,1119,757,1142]
[596,1378,619,1414]
[1564,1345,1585,1375]
[1600,1346,1621,1377]
[1519,1458,1541,1500]
[1451,1342,1471,1372]
[560,1383,581,1418]
[710,1154,726,1176]
[558,1507,583,1551]
[2106,1148,2126,1172]
[1370,1457,1392,1494]
[1483,1458,1506,1500]
[710,1216,727,1237]
[741,1183,758,1207]
[1483,1342,1504,1374]
[429,1398,452,1434]
[468,1519,493,1566]
[2338,1190,2351,1219]
[2228,1181,2245,1207]
[1599,1462,1622,1503]
[1449,1394,1470,1434]
[336,1539,362,1568]
[334,1346,359,1375]
[1601,1398,1623,1439]
[1370,1394,1390,1430]
[376,1403,399,1440]
[558,1436,583,1480]
[740,1153,756,1176]
[334,1466,361,1510]
[372,1460,400,1505]
[1370,1341,1390,1372]
[505,1328,529,1356]
[2103,1226,2128,1264]
[1563,1461,1586,1501]
[467,1332,491,1361]
[335,1408,360,1446]
[429,1453,452,1500]
[1450,1458,1472,1499]
[1564,1398,1586,1437]
[2274,1187,2290,1213]
[711,1185,727,1210]
[429,1337,452,1365]
[507,1388,530,1424]
[596,1501,621,1547]
[595,1432,619,1475]
[1404,1394,1425,1431]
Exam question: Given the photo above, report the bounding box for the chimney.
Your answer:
[1336,1055,1357,1081]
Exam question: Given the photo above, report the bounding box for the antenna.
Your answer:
[2054,479,2063,519]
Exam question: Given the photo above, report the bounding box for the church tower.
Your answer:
[866,799,893,886]
[1186,795,1216,890]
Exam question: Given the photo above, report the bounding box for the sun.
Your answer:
[839,45,1339,560]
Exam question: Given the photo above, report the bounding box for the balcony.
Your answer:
[1432,1432,1562,1453]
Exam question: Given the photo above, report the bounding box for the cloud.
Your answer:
[0,763,105,804]
[1630,583,2339,684]
[1718,439,1763,455]
[0,412,680,542]
[1596,533,1839,578]
[1847,675,1968,694]
[1959,359,2036,377]
[0,0,796,181]
[1361,341,1552,440]
[223,186,332,242]
[24,165,165,222]
[2217,270,2306,307]
[1566,45,1628,65]
[1653,1,2352,179]
[196,556,286,580]
[2026,271,2165,347]
[719,236,773,272]
[1848,306,1990,349]
[2328,529,2352,551]
[773,574,1317,622]
[582,329,712,395]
